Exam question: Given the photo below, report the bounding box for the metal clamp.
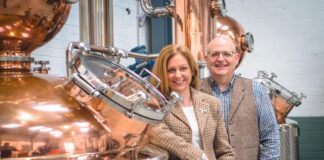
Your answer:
[71,73,109,99]
[126,91,150,118]
[164,91,182,112]
[209,0,227,17]
[0,56,34,62]
[33,61,50,74]
[66,42,91,78]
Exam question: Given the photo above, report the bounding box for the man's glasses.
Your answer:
[208,51,236,59]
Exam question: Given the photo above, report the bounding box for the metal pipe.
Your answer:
[79,0,113,47]
[89,45,159,60]
[66,42,159,78]
[139,0,174,18]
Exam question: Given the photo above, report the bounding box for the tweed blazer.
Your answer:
[147,87,234,160]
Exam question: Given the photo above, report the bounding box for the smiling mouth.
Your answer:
[173,80,185,85]
[215,64,228,67]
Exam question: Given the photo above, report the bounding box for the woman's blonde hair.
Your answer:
[150,44,199,97]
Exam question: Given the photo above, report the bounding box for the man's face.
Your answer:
[204,37,240,79]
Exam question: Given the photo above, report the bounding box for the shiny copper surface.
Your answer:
[65,80,148,142]
[215,16,248,67]
[254,71,305,124]
[0,73,149,159]
[174,0,214,61]
[0,0,151,159]
[0,0,71,70]
[271,96,294,124]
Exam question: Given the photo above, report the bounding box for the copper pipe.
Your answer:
[139,0,174,18]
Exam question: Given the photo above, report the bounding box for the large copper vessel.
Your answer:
[214,15,254,67]
[0,0,174,159]
[0,0,71,70]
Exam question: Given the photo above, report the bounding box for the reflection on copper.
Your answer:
[1,123,23,128]
[174,0,216,61]
[254,71,306,124]
[214,16,254,67]
[272,96,295,124]
[0,0,71,70]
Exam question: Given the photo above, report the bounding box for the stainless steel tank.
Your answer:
[279,123,299,160]
[254,71,304,160]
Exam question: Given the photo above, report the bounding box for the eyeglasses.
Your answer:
[208,51,236,59]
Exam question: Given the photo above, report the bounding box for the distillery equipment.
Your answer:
[139,0,254,78]
[254,70,306,160]
[0,0,180,159]
[140,0,228,61]
[254,70,306,124]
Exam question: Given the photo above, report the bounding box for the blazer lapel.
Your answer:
[170,103,190,128]
[199,78,213,95]
[191,88,209,136]
[229,78,245,121]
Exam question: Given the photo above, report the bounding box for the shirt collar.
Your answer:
[210,74,237,93]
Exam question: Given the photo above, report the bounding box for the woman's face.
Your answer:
[167,53,192,95]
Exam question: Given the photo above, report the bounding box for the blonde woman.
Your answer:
[146,44,234,160]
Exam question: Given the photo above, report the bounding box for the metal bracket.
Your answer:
[126,91,150,118]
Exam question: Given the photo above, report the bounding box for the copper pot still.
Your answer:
[254,71,306,124]
[139,0,254,79]
[0,0,166,159]
[0,0,71,70]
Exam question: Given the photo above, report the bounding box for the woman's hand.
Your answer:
[201,153,209,160]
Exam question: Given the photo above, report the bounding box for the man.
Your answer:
[199,35,280,159]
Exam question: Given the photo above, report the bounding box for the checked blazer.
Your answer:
[146,87,235,160]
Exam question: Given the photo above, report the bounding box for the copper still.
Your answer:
[139,0,253,78]
[213,15,254,67]
[0,0,178,159]
[140,0,227,61]
[254,71,306,124]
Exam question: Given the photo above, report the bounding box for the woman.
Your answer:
[146,44,234,160]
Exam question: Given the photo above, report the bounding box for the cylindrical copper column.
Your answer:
[139,0,226,61]
[173,0,221,61]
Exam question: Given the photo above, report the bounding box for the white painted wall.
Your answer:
[226,0,324,117]
[32,3,80,77]
[32,0,148,77]
[32,0,324,117]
